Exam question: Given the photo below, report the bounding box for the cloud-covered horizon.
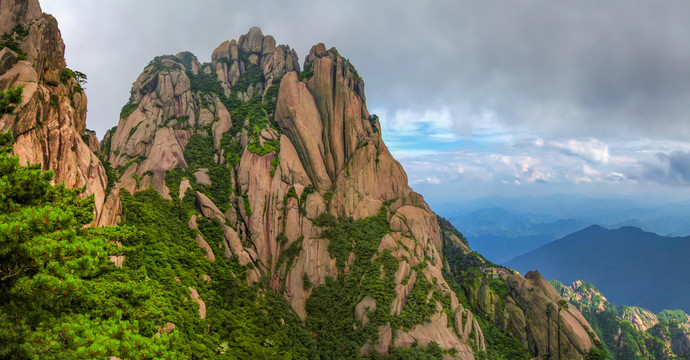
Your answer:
[40,0,690,202]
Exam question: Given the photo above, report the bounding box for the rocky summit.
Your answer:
[1,2,606,359]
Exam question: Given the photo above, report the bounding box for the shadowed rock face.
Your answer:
[0,0,108,223]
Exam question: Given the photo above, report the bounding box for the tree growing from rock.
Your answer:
[557,299,569,360]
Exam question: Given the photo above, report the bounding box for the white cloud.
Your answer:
[412,177,442,185]
[395,134,690,196]
[574,176,593,184]
[607,172,627,182]
[429,133,459,142]
[550,138,610,164]
[375,107,453,136]
[583,164,601,178]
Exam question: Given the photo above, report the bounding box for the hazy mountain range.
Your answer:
[506,225,690,313]
[436,194,690,263]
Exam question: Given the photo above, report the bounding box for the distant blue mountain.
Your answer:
[452,208,590,263]
[435,195,690,263]
[435,195,690,237]
[504,225,690,313]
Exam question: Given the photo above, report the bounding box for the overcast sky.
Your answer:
[41,0,690,205]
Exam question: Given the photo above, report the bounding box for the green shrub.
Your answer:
[49,94,58,107]
[657,309,689,324]
[60,68,75,84]
[233,60,264,93]
[277,237,303,273]
[120,102,139,119]
[302,273,313,291]
[368,114,379,134]
[0,85,22,114]
[0,25,28,60]
[298,62,314,81]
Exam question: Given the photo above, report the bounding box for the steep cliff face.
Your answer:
[441,223,603,360]
[552,280,615,315]
[102,27,489,358]
[0,0,107,221]
[99,26,610,359]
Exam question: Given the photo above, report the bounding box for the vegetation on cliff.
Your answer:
[554,280,690,359]
[439,218,609,360]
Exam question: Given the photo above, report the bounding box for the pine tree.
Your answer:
[0,131,179,359]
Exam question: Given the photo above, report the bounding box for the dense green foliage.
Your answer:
[119,189,318,359]
[99,155,117,196]
[658,309,689,324]
[189,72,225,96]
[304,209,453,358]
[232,59,263,94]
[0,84,23,114]
[60,68,74,84]
[0,131,176,359]
[187,134,233,209]
[583,309,670,360]
[306,209,395,357]
[298,62,314,81]
[1,24,28,60]
[163,134,234,212]
[184,56,281,163]
[120,102,139,119]
[264,81,281,118]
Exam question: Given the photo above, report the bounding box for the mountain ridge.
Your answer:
[506,225,690,313]
[0,2,604,358]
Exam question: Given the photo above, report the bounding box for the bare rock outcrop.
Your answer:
[618,306,659,332]
[502,271,596,359]
[355,295,376,327]
[195,234,215,261]
[394,312,476,360]
[0,0,107,223]
[212,27,299,87]
[188,287,206,319]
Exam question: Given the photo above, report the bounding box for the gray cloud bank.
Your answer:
[42,0,690,141]
[640,151,690,186]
